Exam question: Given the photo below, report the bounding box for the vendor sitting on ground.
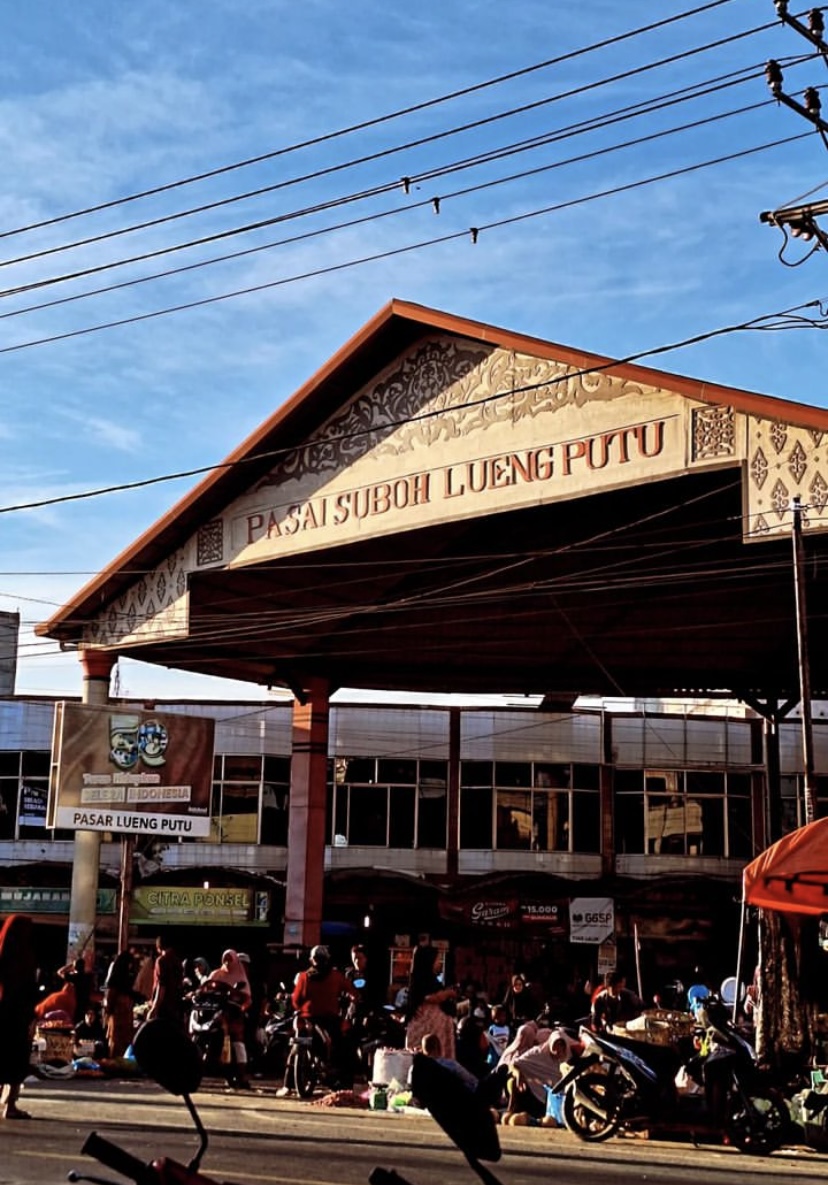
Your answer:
[504,1027,577,1120]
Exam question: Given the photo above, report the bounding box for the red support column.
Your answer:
[284,679,330,949]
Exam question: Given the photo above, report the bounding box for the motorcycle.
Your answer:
[68,1018,242,1185]
[552,996,790,1155]
[187,982,247,1073]
[285,1014,333,1098]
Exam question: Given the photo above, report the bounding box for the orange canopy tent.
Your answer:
[743,818,828,915]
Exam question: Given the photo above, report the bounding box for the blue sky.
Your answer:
[1,0,825,699]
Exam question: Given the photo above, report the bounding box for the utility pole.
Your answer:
[760,6,828,257]
[791,496,817,825]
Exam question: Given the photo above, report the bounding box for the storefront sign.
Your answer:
[0,886,116,915]
[520,901,567,936]
[19,783,48,828]
[569,897,615,944]
[49,703,214,837]
[131,886,270,926]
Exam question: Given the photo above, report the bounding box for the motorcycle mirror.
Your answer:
[409,1054,502,1185]
[133,1018,204,1096]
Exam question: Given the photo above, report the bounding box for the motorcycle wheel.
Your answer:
[725,1092,790,1156]
[561,1069,624,1142]
[293,1047,316,1099]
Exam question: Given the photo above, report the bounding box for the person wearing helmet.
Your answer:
[284,945,358,1094]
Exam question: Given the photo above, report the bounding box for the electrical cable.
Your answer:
[0,0,745,243]
[0,129,811,359]
[0,13,784,269]
[0,293,823,518]
[0,74,788,312]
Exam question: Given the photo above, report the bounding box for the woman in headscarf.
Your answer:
[504,1027,577,1120]
[404,943,457,1060]
[205,950,252,1088]
[0,914,38,1119]
[103,950,139,1058]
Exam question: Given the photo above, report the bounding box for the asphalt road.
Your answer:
[3,1076,827,1185]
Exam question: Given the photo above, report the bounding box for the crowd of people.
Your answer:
[0,908,730,1125]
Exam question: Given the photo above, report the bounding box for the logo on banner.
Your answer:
[569,897,615,944]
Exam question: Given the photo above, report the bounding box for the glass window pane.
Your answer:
[461,761,492,788]
[727,796,753,858]
[334,784,349,841]
[686,771,724,796]
[460,786,492,848]
[378,759,417,783]
[616,794,644,853]
[0,781,16,839]
[223,755,263,781]
[389,786,415,847]
[535,763,570,789]
[572,791,601,853]
[344,758,376,783]
[573,763,600,791]
[727,772,751,797]
[221,783,259,843]
[420,760,448,784]
[0,752,20,778]
[496,790,531,849]
[21,751,50,777]
[261,782,289,845]
[349,785,388,845]
[417,786,446,849]
[264,755,290,782]
[495,762,531,788]
[532,790,569,852]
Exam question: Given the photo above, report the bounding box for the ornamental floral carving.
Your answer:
[255,335,648,490]
[788,440,808,484]
[750,447,768,490]
[691,405,735,461]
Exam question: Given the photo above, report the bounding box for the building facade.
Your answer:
[1,692,823,1002]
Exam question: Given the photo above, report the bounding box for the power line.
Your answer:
[0,65,786,312]
[0,291,822,517]
[0,0,742,243]
[0,129,810,358]
[0,12,782,271]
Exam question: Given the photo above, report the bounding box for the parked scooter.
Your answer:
[187,982,234,1070]
[552,996,789,1155]
[68,1019,242,1185]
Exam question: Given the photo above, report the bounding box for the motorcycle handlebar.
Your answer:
[82,1131,155,1185]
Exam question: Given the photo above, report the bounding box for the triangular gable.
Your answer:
[38,300,828,652]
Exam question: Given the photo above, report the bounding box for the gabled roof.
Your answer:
[38,299,826,646]
[35,300,828,702]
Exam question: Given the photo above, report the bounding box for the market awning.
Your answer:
[743,818,828,915]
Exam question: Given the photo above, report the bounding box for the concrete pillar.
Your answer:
[283,679,330,949]
[66,650,116,966]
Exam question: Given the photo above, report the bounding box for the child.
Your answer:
[486,1005,511,1068]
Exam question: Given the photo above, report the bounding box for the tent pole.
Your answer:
[733,895,747,1023]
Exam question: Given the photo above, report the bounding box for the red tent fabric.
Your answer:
[743,817,828,915]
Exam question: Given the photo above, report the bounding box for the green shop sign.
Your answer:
[0,887,117,914]
[131,885,270,926]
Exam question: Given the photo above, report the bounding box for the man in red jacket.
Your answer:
[286,945,358,1093]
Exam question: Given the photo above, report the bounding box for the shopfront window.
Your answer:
[0,750,51,840]
[460,761,600,853]
[618,767,752,857]
[209,754,271,844]
[327,758,447,848]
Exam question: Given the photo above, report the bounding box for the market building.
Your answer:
[23,300,828,999]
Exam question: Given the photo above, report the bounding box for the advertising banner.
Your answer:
[131,886,270,926]
[0,887,116,915]
[49,703,214,837]
[19,784,48,828]
[569,897,615,944]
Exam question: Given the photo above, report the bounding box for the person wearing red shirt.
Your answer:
[284,946,358,1093]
